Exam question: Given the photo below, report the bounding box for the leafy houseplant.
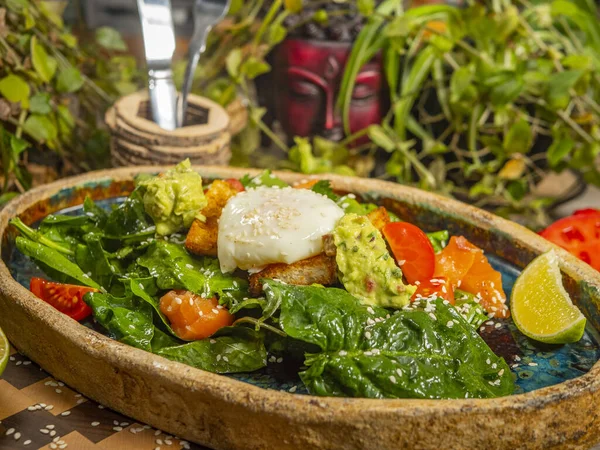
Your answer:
[206,0,600,226]
[0,0,140,203]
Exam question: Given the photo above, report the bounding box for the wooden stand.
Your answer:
[105,91,241,167]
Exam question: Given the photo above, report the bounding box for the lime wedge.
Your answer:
[511,250,586,344]
[0,326,8,376]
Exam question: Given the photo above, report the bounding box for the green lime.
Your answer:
[0,326,8,377]
[511,250,586,344]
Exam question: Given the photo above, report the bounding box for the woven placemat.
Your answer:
[0,344,209,450]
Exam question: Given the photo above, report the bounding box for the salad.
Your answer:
[11,160,517,399]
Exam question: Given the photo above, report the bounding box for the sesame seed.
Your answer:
[366,306,375,315]
[24,440,31,445]
[494,323,502,329]
[217,355,222,361]
[480,326,485,332]
[98,405,104,409]
[120,422,129,427]
[40,429,50,434]
[446,320,454,328]
[414,281,420,285]
[50,431,56,437]
[396,368,403,377]
[91,422,100,427]
[55,389,62,394]
[397,260,406,266]
[498,369,504,376]
[59,445,67,449]
[486,359,491,365]
[389,375,397,384]
[210,339,216,344]
[174,297,182,304]
[189,299,193,306]
[223,356,229,362]
[276,357,283,363]
[514,355,521,361]
[428,312,436,321]
[50,444,57,449]
[155,430,161,436]
[339,350,347,356]
[289,385,298,393]
[364,331,372,339]
[492,363,497,369]
[528,362,538,367]
[212,308,219,314]
[486,321,494,326]
[27,406,36,411]
[156,439,164,445]
[6,428,15,436]
[61,411,72,417]
[45,405,54,411]
[113,427,123,432]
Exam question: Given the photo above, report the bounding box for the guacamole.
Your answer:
[332,213,415,308]
[139,159,207,235]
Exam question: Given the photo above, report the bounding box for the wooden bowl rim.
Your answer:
[1,165,599,417]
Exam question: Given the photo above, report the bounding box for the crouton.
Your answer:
[367,206,391,231]
[185,216,219,256]
[322,234,336,257]
[185,179,239,256]
[249,253,337,296]
[202,179,240,219]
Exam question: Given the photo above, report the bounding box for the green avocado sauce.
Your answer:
[139,159,207,236]
[332,213,416,308]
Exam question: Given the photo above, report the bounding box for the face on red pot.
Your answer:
[274,39,385,143]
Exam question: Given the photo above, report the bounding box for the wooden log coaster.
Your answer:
[105,90,233,167]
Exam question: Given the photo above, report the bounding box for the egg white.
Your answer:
[217,186,344,273]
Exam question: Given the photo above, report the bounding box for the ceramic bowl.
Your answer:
[1,166,600,450]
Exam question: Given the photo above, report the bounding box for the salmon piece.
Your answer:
[293,179,319,189]
[249,253,337,296]
[159,290,233,340]
[434,236,478,286]
[367,206,391,231]
[434,236,508,318]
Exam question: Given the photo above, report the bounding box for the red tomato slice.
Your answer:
[540,212,600,271]
[411,276,455,304]
[225,178,245,192]
[573,208,600,217]
[382,222,435,284]
[29,278,96,321]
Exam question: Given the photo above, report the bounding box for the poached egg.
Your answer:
[218,186,344,273]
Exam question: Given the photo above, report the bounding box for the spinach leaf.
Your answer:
[240,170,288,188]
[151,328,182,352]
[75,235,123,289]
[11,217,77,255]
[138,240,248,299]
[16,237,100,289]
[156,327,267,374]
[454,289,489,329]
[264,281,513,399]
[427,230,449,253]
[84,291,154,351]
[83,196,108,227]
[127,277,183,339]
[104,188,154,239]
[311,180,339,201]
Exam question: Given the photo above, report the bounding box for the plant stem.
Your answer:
[233,317,287,337]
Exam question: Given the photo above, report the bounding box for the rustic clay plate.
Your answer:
[2,166,600,450]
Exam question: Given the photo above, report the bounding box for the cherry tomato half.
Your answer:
[382,222,435,285]
[29,278,96,321]
[225,178,245,193]
[540,211,600,271]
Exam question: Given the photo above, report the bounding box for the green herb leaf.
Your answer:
[31,36,57,83]
[357,0,375,16]
[29,92,51,114]
[0,74,30,108]
[283,0,302,13]
[240,170,288,188]
[547,135,574,168]
[240,56,271,80]
[311,180,339,201]
[504,118,532,154]
[426,230,449,253]
[56,68,84,93]
[95,27,127,51]
[226,49,243,79]
[22,114,57,143]
[546,70,583,110]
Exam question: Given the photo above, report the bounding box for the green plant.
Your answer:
[0,0,141,202]
[207,0,600,226]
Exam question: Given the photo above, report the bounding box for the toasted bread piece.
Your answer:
[249,253,337,296]
[202,179,240,219]
[322,234,336,257]
[185,180,239,256]
[367,206,391,231]
[185,216,219,256]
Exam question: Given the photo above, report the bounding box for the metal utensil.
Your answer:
[136,0,178,130]
[178,0,230,127]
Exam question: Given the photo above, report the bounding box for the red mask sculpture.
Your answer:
[274,39,385,143]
